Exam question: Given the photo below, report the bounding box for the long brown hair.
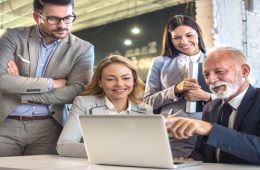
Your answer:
[161,15,206,58]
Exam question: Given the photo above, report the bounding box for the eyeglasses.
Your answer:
[36,12,76,25]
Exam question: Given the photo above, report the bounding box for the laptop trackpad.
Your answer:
[173,161,203,169]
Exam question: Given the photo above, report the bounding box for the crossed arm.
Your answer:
[7,60,67,89]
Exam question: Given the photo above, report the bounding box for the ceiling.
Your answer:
[0,0,192,32]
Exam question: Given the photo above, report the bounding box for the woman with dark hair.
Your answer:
[143,15,212,158]
[57,55,152,158]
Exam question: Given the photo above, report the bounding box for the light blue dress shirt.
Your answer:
[10,27,60,116]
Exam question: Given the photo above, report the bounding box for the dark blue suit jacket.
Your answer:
[190,85,260,164]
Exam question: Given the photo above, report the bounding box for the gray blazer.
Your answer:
[143,53,205,158]
[143,53,205,115]
[57,95,153,158]
[0,26,94,124]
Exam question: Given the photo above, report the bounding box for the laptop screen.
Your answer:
[78,115,202,169]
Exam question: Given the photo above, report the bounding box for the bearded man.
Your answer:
[166,47,260,164]
[0,0,94,156]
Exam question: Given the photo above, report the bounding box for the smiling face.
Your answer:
[203,51,250,101]
[33,4,73,43]
[170,25,200,56]
[98,63,134,103]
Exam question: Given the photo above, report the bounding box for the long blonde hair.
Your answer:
[81,55,145,104]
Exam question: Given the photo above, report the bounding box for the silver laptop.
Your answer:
[78,115,202,169]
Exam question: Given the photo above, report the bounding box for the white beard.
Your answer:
[209,77,244,99]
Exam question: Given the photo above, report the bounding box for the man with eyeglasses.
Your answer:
[0,0,94,156]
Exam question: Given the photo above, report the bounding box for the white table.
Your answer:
[0,155,258,170]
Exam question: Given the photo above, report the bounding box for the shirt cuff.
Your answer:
[210,93,217,101]
[168,85,182,101]
[47,78,54,91]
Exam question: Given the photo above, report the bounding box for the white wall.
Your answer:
[196,0,260,87]
[246,9,260,86]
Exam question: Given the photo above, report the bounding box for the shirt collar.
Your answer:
[105,96,131,113]
[177,51,201,63]
[227,86,249,109]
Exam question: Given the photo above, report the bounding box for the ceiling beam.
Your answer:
[0,0,193,31]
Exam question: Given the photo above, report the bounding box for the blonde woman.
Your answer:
[57,55,153,158]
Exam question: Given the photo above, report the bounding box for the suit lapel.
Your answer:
[44,35,70,77]
[205,99,223,124]
[233,85,255,130]
[28,27,40,76]
[215,103,224,123]
[203,100,223,162]
[130,103,148,114]
[175,60,184,83]
[94,97,106,107]
[90,97,107,115]
[198,52,206,63]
